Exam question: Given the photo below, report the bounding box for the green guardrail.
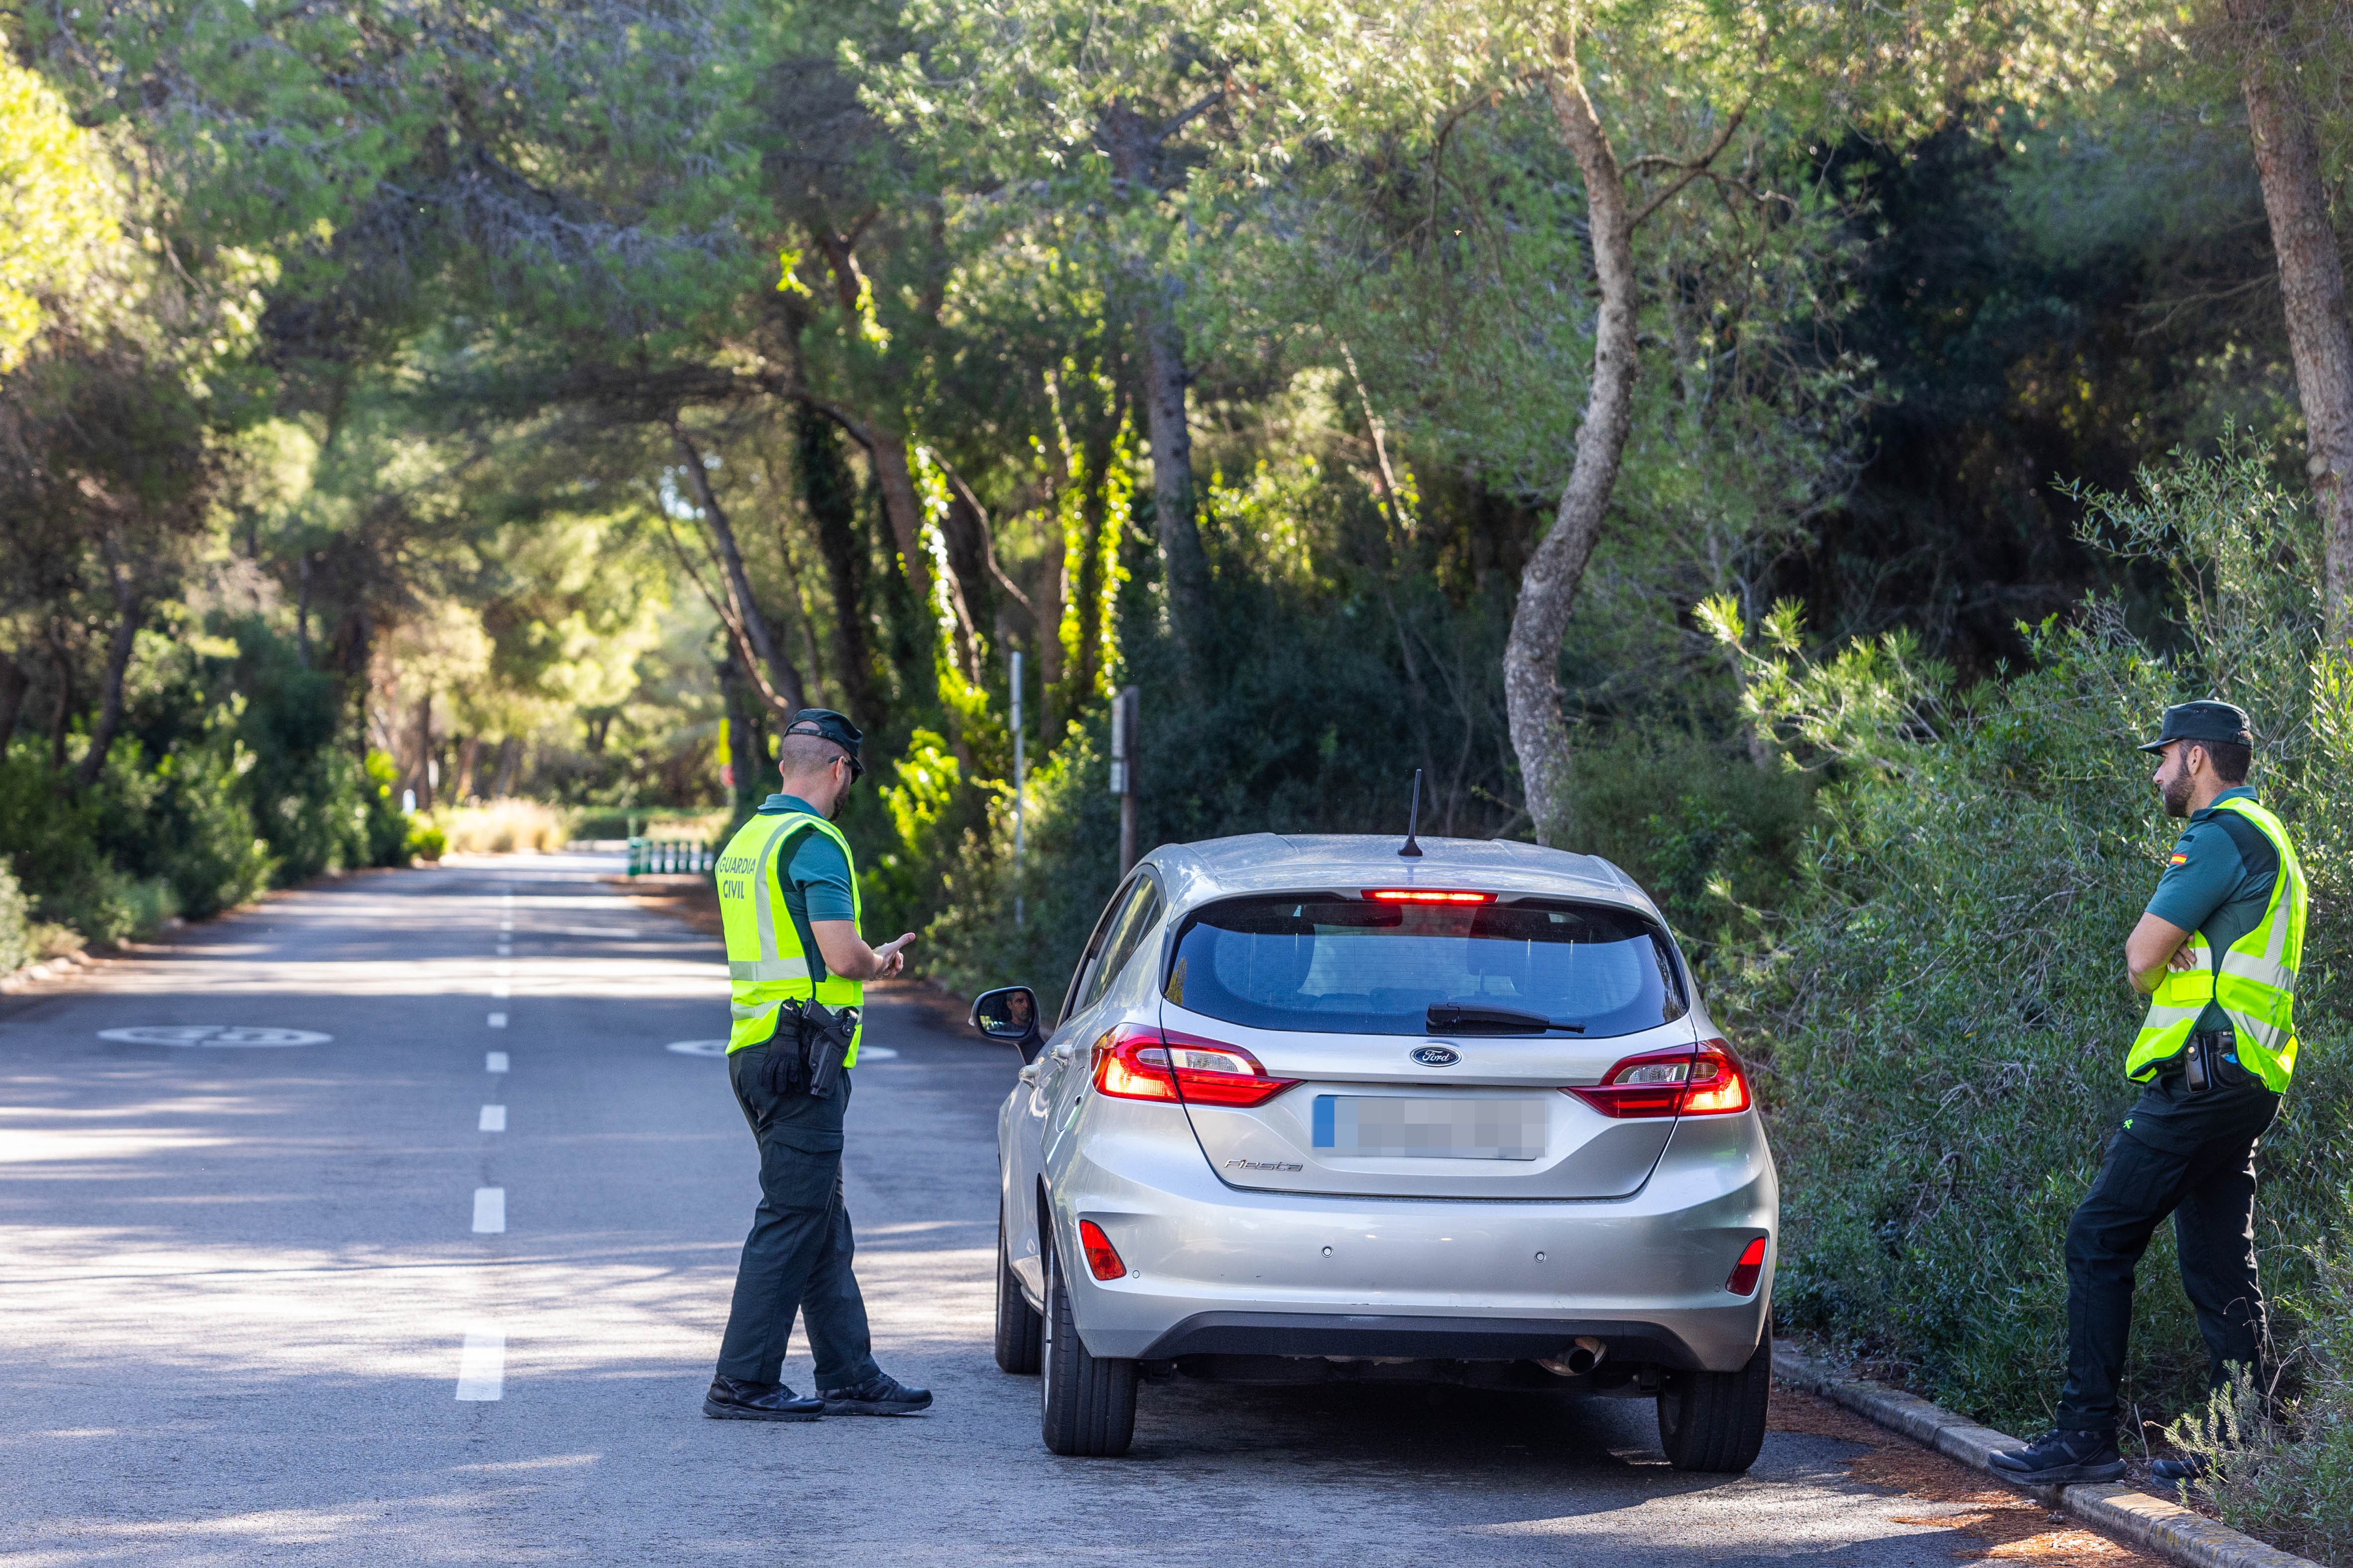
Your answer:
[626,837,719,877]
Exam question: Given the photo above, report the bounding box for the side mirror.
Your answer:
[970,985,1044,1063]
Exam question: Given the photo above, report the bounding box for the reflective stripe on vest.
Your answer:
[2126,796,2306,1092]
[716,809,864,1063]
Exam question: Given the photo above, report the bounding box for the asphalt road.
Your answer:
[0,853,2102,1566]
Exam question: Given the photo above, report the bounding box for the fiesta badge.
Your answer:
[1412,1045,1461,1067]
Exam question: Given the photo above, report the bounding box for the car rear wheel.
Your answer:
[994,1202,1042,1375]
[1039,1233,1137,1456]
[1657,1333,1771,1473]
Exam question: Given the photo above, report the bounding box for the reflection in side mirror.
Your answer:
[970,985,1043,1063]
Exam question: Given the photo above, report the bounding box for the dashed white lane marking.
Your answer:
[479,1105,506,1132]
[472,1187,506,1233]
[486,1051,508,1073]
[455,1327,505,1400]
[862,1046,901,1061]
[490,982,511,999]
[500,921,514,934]
[488,1013,507,1028]
[497,945,512,957]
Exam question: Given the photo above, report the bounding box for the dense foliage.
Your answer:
[7,0,2353,1556]
[1717,449,2353,1535]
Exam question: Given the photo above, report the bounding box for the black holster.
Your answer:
[765,998,859,1100]
[2182,1027,2253,1094]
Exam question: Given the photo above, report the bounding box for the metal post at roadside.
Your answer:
[1011,649,1026,929]
[1110,684,1140,876]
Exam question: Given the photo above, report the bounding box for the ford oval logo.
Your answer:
[1412,1045,1460,1067]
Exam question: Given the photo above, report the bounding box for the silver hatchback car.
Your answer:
[968,832,1778,1467]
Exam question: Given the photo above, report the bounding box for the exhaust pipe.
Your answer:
[1539,1336,1608,1377]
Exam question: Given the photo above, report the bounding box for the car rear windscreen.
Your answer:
[1163,895,1688,1038]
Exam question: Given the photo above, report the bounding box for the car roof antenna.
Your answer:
[1399,769,1425,858]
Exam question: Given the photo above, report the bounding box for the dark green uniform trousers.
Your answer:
[716,1043,880,1391]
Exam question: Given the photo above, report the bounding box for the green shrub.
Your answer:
[1715,444,2353,1453]
[1563,725,1817,958]
[361,751,412,867]
[2172,1244,2353,1562]
[0,862,29,974]
[120,875,181,939]
[405,816,448,862]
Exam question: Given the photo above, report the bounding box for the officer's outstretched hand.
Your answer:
[876,933,915,979]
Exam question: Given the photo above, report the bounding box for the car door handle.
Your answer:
[1051,1040,1075,1060]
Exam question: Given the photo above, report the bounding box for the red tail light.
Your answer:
[1725,1236,1767,1296]
[1091,1026,1299,1108]
[1567,1039,1750,1119]
[1362,889,1495,904]
[1078,1219,1127,1281]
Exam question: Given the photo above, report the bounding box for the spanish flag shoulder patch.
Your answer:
[2169,852,2190,866]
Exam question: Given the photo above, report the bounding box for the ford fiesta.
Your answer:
[967,832,1777,1467]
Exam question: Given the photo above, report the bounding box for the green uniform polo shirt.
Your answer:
[2124,785,2282,1153]
[756,793,856,981]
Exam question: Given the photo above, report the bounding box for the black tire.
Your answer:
[1658,1332,1771,1473]
[1039,1233,1137,1456]
[994,1202,1043,1375]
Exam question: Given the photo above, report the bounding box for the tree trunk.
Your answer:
[0,648,27,754]
[45,623,71,772]
[1073,380,1124,712]
[1134,284,1214,665]
[1099,107,1213,667]
[491,736,521,797]
[806,228,943,622]
[1502,65,1640,848]
[1038,496,1067,744]
[74,535,140,789]
[295,552,312,669]
[865,435,938,618]
[413,693,434,808]
[937,489,994,677]
[2231,5,2353,643]
[668,418,809,716]
[454,735,481,802]
[795,406,883,729]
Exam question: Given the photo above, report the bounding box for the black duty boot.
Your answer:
[819,1371,932,1416]
[1987,1428,2125,1485]
[2151,1453,2211,1484]
[702,1375,823,1422]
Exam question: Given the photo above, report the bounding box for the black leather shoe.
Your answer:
[1987,1428,2125,1484]
[819,1371,932,1416]
[2151,1453,2210,1483]
[702,1375,823,1422]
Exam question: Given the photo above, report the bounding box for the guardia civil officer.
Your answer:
[1991,701,2308,1484]
[701,709,931,1422]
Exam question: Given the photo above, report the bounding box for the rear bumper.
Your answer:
[1048,1101,1777,1373]
[1137,1311,1707,1367]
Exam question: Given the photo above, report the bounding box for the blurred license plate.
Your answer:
[1311,1096,1545,1161]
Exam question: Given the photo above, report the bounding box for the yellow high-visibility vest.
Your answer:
[716,809,864,1063]
[2126,796,2305,1092]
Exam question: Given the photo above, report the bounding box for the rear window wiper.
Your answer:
[1426,1003,1586,1035]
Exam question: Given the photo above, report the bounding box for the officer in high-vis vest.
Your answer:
[701,709,930,1423]
[1993,700,2306,1485]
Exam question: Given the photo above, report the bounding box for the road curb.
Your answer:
[0,948,104,995]
[1774,1344,2322,1568]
